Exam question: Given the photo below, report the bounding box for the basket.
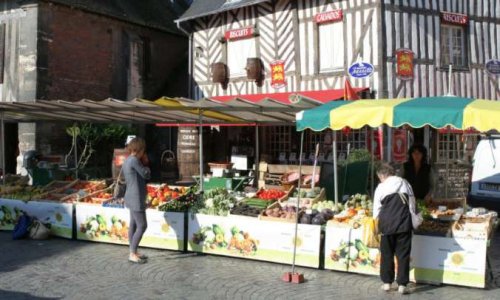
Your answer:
[161,150,178,181]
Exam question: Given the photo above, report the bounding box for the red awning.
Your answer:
[211,88,369,104]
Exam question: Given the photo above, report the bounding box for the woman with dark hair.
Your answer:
[403,144,433,202]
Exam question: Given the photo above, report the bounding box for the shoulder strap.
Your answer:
[399,192,408,206]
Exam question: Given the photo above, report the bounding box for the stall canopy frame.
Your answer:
[0,88,368,185]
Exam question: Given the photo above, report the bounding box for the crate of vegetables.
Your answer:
[79,187,113,204]
[70,180,108,194]
[281,187,325,209]
[259,201,304,223]
[255,186,293,202]
[44,179,79,193]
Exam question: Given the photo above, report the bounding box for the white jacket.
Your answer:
[373,176,417,219]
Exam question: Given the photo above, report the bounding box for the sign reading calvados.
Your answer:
[348,62,374,78]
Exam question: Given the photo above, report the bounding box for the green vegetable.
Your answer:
[96,214,106,226]
[212,224,224,236]
[355,239,369,253]
[230,226,239,236]
[111,216,118,223]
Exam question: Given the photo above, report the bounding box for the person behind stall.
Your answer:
[373,162,417,295]
[122,137,151,264]
[402,144,433,202]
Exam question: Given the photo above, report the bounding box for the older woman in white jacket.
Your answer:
[373,162,417,295]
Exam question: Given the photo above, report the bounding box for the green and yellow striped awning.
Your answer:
[296,96,500,132]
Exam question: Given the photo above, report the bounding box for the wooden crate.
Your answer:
[44,179,78,193]
[258,201,298,223]
[280,188,326,209]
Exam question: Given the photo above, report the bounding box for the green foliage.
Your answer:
[340,149,373,166]
[65,123,136,176]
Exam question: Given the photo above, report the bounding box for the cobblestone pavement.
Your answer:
[0,230,499,300]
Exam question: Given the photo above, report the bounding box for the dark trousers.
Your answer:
[129,210,147,254]
[380,232,412,286]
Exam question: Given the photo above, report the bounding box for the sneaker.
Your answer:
[381,283,391,291]
[398,285,409,294]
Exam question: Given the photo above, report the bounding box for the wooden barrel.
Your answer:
[176,127,200,182]
[246,58,263,80]
[211,62,228,84]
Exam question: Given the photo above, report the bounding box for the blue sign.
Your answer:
[348,62,374,78]
[486,59,500,77]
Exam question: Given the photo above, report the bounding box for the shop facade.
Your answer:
[176,0,500,166]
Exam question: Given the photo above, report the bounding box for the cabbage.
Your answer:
[204,231,216,243]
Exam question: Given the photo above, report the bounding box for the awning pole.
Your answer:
[292,130,304,274]
[255,125,259,186]
[1,111,5,185]
[445,130,450,199]
[333,130,339,207]
[371,128,375,197]
[199,110,204,191]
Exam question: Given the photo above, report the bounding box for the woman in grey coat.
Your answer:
[122,137,151,263]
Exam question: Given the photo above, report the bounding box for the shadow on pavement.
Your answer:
[0,232,89,274]
[0,289,60,299]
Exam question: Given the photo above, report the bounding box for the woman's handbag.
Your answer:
[399,192,423,229]
[29,219,50,240]
[113,169,126,199]
[12,213,32,240]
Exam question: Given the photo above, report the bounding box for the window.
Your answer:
[262,126,292,159]
[227,38,256,78]
[441,25,467,68]
[318,22,344,72]
[436,132,478,163]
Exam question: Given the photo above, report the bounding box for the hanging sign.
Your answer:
[441,11,468,25]
[348,62,374,78]
[392,129,407,163]
[224,26,255,41]
[314,9,343,24]
[485,59,500,77]
[395,48,414,80]
[366,128,383,160]
[270,60,286,89]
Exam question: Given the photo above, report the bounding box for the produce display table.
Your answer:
[0,198,73,238]
[76,203,185,251]
[187,213,321,268]
[324,221,489,288]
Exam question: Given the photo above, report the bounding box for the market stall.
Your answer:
[186,186,323,268]
[75,184,195,251]
[0,180,78,238]
[296,96,500,288]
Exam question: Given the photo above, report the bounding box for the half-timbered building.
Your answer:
[177,0,500,169]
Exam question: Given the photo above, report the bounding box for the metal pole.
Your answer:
[1,112,5,185]
[255,125,259,186]
[333,130,339,207]
[74,131,78,179]
[291,131,304,274]
[445,130,450,199]
[199,111,204,191]
[370,129,375,197]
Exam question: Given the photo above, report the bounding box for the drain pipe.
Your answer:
[176,20,193,99]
